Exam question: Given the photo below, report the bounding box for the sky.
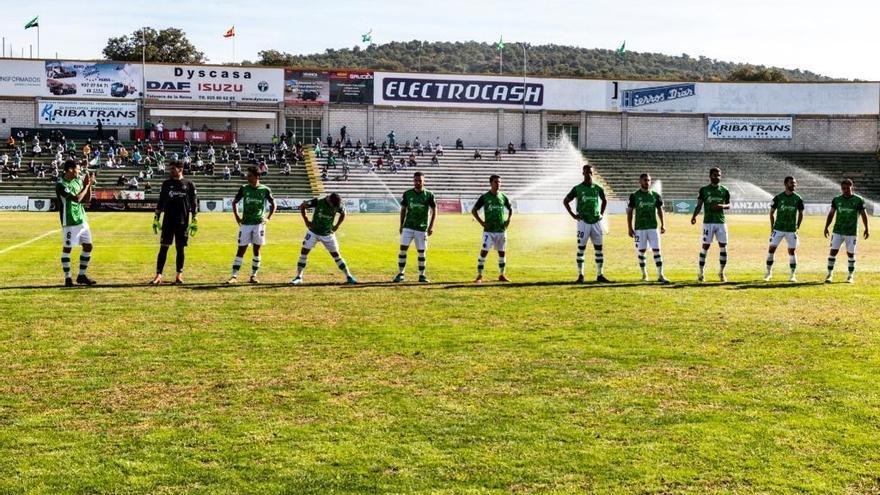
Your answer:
[2,0,878,80]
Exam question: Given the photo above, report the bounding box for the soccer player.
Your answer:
[56,159,96,286]
[290,192,356,285]
[765,176,804,282]
[393,172,437,283]
[691,167,731,283]
[471,174,513,283]
[150,161,198,285]
[824,178,869,283]
[227,166,276,284]
[563,164,609,283]
[626,173,669,283]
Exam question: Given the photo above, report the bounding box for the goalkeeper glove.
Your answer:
[152,217,160,234]
[188,218,199,237]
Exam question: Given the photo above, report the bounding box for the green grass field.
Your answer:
[1,211,880,494]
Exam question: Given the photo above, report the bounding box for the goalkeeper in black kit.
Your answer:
[150,160,199,285]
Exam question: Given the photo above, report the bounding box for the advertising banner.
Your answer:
[330,70,374,104]
[708,116,793,139]
[358,198,399,213]
[284,70,329,104]
[670,199,697,214]
[0,60,43,96]
[0,196,29,211]
[38,100,138,127]
[145,65,283,103]
[28,198,54,212]
[44,61,142,99]
[435,199,463,214]
[374,71,606,111]
[199,199,226,212]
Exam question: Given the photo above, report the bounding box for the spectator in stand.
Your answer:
[258,160,268,177]
[494,148,502,161]
[128,176,139,190]
[118,146,129,163]
[326,134,333,148]
[155,120,165,140]
[387,130,396,147]
[507,142,517,154]
[314,142,323,157]
[340,126,347,143]
[96,119,104,140]
[117,174,127,186]
[201,123,209,132]
[473,148,483,160]
[205,161,214,176]
[436,143,444,156]
[82,142,92,158]
[431,153,440,166]
[408,154,417,167]
[6,136,14,149]
[207,145,216,163]
[344,137,353,148]
[230,139,238,151]
[327,153,337,169]
[144,181,152,194]
[221,148,230,163]
[281,162,291,176]
[456,138,464,150]
[225,119,232,132]
[133,149,143,164]
[181,121,191,132]
[32,142,42,158]
[233,161,242,177]
[143,118,153,141]
[272,135,279,147]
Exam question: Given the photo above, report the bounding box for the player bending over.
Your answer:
[228,166,276,284]
[564,164,610,283]
[150,161,198,285]
[626,173,669,283]
[765,176,804,282]
[691,167,731,283]
[824,178,869,283]
[393,172,436,283]
[290,192,357,285]
[471,174,513,283]
[56,159,96,286]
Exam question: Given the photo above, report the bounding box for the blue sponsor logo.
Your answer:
[40,103,55,121]
[622,83,695,108]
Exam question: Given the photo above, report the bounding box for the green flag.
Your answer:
[495,36,505,51]
[361,29,372,43]
[24,16,39,30]
[616,41,626,55]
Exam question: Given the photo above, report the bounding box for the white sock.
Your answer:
[398,249,407,274]
[498,256,506,274]
[231,256,243,277]
[297,254,308,277]
[251,256,261,277]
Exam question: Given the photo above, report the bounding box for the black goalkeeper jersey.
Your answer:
[157,178,198,228]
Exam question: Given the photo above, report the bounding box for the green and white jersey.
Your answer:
[771,192,804,233]
[628,189,663,230]
[307,197,343,236]
[565,182,605,224]
[698,184,731,224]
[235,184,274,225]
[832,194,866,236]
[401,188,436,232]
[55,177,87,227]
[474,191,512,233]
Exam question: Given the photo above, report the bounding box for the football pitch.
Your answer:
[1,212,879,494]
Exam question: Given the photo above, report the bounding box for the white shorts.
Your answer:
[701,223,728,245]
[238,224,267,246]
[481,232,507,252]
[400,228,428,251]
[830,233,857,253]
[62,223,92,248]
[302,230,339,252]
[769,230,798,249]
[577,220,603,247]
[634,229,661,251]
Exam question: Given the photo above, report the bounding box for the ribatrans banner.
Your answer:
[44,61,142,99]
[707,117,793,139]
[38,100,138,126]
[284,70,329,104]
[145,65,283,103]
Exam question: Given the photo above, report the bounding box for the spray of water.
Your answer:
[511,134,584,199]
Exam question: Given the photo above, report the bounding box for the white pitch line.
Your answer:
[0,229,59,255]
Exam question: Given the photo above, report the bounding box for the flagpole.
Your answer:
[233,36,236,64]
[37,24,40,58]
[499,48,503,75]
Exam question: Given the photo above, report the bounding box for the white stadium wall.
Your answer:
[0,99,36,136]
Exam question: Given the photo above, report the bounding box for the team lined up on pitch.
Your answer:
[54,159,869,286]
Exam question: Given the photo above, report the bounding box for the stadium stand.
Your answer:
[315,148,613,200]
[583,150,880,204]
[0,140,314,199]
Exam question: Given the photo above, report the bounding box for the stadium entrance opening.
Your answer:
[547,123,579,147]
[286,117,322,145]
